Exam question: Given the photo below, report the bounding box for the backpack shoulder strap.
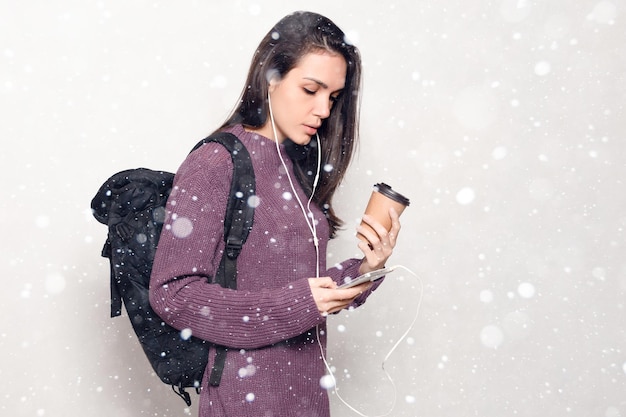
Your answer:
[190,131,256,387]
[190,131,256,289]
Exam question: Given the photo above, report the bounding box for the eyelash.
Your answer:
[304,88,340,103]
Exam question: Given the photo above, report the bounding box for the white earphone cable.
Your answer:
[317,265,423,417]
[267,91,422,416]
[268,91,321,277]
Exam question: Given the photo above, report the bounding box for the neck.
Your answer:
[244,123,283,143]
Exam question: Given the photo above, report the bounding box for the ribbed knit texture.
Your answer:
[150,125,373,417]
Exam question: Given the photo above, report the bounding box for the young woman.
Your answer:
[150,11,401,417]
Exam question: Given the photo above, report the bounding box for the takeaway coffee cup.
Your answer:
[357,183,410,244]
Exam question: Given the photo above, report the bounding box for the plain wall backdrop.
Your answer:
[1,1,625,416]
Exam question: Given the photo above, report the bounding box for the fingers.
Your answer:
[357,208,401,271]
[359,214,389,243]
[308,276,337,289]
[357,220,391,255]
[357,223,386,257]
[309,278,369,315]
[388,207,401,246]
[323,285,366,314]
[334,281,372,298]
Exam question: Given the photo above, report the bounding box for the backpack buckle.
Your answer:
[225,236,243,259]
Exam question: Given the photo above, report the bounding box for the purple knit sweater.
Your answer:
[150,125,376,417]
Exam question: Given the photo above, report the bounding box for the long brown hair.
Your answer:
[219,11,362,238]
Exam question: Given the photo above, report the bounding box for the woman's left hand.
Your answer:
[357,207,401,275]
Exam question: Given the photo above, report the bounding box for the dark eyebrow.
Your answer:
[302,77,329,89]
[303,77,345,93]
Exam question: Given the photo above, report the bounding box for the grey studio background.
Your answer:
[1,1,625,416]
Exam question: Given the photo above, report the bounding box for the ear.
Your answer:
[268,78,278,94]
[266,69,281,94]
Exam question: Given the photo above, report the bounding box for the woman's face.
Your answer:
[260,51,347,144]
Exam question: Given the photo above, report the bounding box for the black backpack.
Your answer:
[90,132,255,406]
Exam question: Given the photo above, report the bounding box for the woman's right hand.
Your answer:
[308,277,372,315]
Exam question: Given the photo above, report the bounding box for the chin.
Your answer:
[290,135,312,146]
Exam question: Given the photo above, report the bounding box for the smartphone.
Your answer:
[337,266,397,289]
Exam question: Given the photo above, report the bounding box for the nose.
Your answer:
[313,95,332,119]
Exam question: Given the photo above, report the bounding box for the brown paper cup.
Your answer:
[357,183,410,244]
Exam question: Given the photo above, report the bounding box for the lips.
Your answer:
[304,124,320,135]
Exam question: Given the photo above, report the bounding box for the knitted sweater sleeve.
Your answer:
[149,143,325,350]
[325,258,385,308]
